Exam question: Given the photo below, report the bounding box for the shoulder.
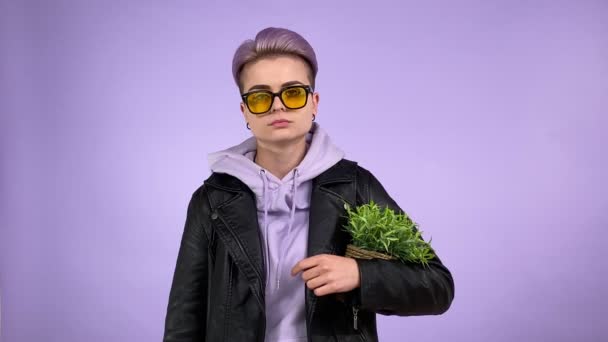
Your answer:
[331,158,375,179]
[189,172,252,210]
[333,158,385,201]
[341,158,398,209]
[336,157,377,185]
[185,182,210,215]
[185,173,224,210]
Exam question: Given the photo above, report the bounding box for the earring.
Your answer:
[312,114,316,121]
[246,122,251,130]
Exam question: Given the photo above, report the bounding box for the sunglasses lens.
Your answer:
[246,92,272,114]
[281,87,308,109]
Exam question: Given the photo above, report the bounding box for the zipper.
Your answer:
[352,304,367,341]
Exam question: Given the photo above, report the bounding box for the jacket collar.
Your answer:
[204,158,356,192]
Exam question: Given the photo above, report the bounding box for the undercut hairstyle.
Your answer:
[232,27,318,93]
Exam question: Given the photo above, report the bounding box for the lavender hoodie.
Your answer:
[207,122,345,342]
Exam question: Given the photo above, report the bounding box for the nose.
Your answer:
[270,94,285,112]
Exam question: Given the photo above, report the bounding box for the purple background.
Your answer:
[1,1,607,341]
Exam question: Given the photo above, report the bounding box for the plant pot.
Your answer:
[345,244,396,261]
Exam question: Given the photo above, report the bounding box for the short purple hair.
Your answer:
[232,27,318,92]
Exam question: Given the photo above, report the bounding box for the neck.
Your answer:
[254,136,308,180]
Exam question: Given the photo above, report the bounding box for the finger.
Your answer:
[306,274,329,290]
[301,266,322,282]
[313,283,337,297]
[291,255,325,275]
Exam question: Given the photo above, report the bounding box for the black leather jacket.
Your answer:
[163,159,454,341]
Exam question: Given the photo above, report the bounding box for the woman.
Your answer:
[163,27,454,342]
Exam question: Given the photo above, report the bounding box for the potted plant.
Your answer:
[342,201,435,267]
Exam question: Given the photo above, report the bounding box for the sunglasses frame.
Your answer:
[241,85,313,115]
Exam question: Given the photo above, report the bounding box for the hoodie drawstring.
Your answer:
[259,168,300,291]
[260,169,271,288]
[276,168,299,290]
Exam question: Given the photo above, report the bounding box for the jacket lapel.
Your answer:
[307,159,358,257]
[205,173,266,309]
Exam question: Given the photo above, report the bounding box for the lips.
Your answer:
[270,119,290,125]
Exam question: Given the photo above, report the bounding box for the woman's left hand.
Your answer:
[291,254,360,296]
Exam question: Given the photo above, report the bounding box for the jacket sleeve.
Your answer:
[163,187,209,341]
[353,167,455,316]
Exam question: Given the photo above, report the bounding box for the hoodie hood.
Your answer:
[207,122,344,201]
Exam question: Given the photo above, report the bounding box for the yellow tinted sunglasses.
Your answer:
[241,85,313,115]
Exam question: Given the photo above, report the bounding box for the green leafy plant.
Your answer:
[342,201,435,267]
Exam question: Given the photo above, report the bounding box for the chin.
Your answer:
[260,127,306,143]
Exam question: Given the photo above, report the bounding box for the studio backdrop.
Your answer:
[1,1,606,341]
